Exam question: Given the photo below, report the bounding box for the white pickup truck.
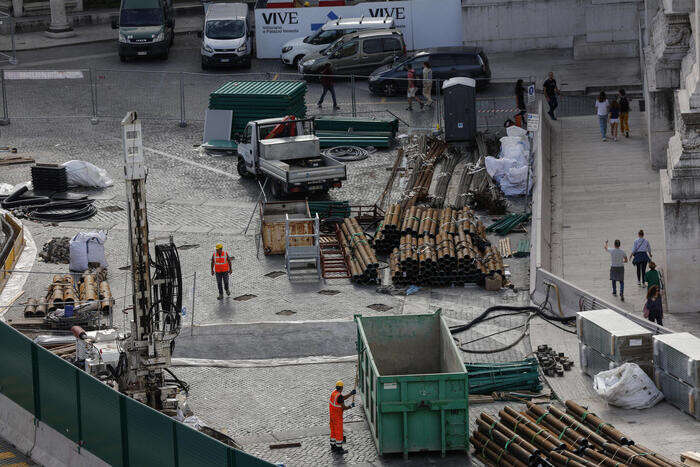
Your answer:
[236,117,347,198]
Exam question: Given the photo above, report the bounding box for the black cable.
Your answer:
[449,305,574,335]
[164,367,190,395]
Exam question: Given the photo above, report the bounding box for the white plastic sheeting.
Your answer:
[485,127,533,196]
[0,211,37,321]
[593,363,664,409]
[61,160,114,188]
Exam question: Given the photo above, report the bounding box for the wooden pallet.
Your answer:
[320,235,350,279]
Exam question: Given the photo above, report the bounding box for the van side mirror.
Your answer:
[111,17,119,29]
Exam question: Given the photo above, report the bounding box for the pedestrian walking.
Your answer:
[210,243,232,300]
[604,239,627,302]
[329,380,356,454]
[609,98,620,142]
[630,229,652,286]
[406,63,423,111]
[317,63,339,110]
[645,261,661,291]
[422,61,433,107]
[515,79,527,127]
[595,91,609,141]
[644,285,663,326]
[543,72,560,120]
[619,88,630,137]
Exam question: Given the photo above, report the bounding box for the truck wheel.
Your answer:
[292,55,304,67]
[119,54,126,63]
[383,82,397,96]
[237,158,251,178]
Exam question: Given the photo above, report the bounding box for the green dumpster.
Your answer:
[355,311,469,459]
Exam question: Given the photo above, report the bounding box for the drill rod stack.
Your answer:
[339,217,379,284]
[470,401,684,467]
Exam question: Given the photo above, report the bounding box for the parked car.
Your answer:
[368,47,491,96]
[199,2,252,69]
[297,30,405,77]
[112,0,175,62]
[281,16,394,67]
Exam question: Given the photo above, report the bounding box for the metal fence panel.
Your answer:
[37,347,80,442]
[95,69,181,120]
[125,397,176,466]
[176,423,228,467]
[79,372,124,467]
[4,69,92,118]
[0,324,34,414]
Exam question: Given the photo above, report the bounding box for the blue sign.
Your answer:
[311,10,338,31]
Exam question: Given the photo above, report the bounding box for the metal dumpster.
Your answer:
[355,311,469,458]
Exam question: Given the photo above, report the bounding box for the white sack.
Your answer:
[69,232,90,272]
[593,363,664,409]
[485,156,518,179]
[62,160,114,188]
[506,125,527,137]
[86,231,108,267]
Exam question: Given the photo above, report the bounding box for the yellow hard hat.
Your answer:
[335,380,344,388]
[304,1,310,6]
[216,243,223,249]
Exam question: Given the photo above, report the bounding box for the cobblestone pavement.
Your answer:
[2,115,533,465]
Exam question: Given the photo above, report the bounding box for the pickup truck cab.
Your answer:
[237,117,347,198]
[112,0,174,62]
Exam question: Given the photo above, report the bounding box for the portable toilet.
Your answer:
[442,77,476,143]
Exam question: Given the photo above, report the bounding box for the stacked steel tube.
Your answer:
[387,205,501,288]
[339,217,379,284]
[471,401,683,467]
[399,139,448,209]
[373,204,402,255]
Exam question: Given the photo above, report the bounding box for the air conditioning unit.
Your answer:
[653,332,700,388]
[577,309,653,366]
[655,368,699,419]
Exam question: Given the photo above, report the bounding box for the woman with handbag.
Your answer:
[630,229,651,287]
[644,285,663,326]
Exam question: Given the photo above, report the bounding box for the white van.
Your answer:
[200,2,252,70]
[280,16,394,67]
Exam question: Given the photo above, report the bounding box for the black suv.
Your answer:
[368,47,491,96]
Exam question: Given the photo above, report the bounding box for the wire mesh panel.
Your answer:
[4,69,92,118]
[0,12,16,65]
[37,346,80,442]
[125,397,176,466]
[79,372,124,467]
[176,423,228,467]
[95,69,180,120]
[0,323,35,414]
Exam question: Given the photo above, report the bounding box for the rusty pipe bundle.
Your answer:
[99,281,113,312]
[373,204,402,255]
[500,407,566,452]
[471,431,528,467]
[526,403,590,448]
[545,405,608,448]
[401,206,422,236]
[23,298,37,317]
[418,208,438,238]
[80,273,99,302]
[475,418,535,465]
[479,413,540,457]
[564,401,630,445]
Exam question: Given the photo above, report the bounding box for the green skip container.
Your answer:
[355,311,469,459]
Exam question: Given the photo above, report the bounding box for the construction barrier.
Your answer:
[0,318,274,466]
[0,212,25,293]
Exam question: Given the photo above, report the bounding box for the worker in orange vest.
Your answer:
[329,380,355,454]
[210,243,233,300]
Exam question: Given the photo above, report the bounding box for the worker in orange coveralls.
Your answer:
[329,380,355,454]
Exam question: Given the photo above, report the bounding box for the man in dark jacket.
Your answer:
[318,63,339,110]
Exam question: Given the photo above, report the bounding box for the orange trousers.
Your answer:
[330,415,343,445]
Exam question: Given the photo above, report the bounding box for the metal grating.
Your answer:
[655,368,700,419]
[577,309,653,363]
[653,333,700,388]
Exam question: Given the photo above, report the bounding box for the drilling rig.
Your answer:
[112,111,183,412]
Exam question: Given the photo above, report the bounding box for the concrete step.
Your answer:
[573,34,638,60]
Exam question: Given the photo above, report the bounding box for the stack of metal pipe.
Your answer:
[339,217,379,284]
[373,204,402,255]
[471,400,683,467]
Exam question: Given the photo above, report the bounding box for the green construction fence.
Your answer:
[0,320,274,467]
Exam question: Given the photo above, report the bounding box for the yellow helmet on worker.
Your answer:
[216,243,223,249]
[335,380,344,388]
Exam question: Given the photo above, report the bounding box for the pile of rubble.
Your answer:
[38,237,71,264]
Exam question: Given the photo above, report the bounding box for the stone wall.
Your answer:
[461,0,643,58]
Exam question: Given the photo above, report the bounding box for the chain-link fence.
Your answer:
[0,68,597,131]
[0,11,16,66]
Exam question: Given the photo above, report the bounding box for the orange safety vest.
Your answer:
[329,389,343,419]
[213,251,230,273]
